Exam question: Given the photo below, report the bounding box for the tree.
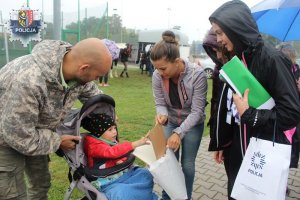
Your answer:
[61,14,138,45]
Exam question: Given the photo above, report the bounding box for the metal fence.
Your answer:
[0,2,108,68]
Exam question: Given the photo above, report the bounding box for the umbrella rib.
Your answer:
[283,9,300,41]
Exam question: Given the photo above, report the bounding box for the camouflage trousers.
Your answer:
[0,146,51,200]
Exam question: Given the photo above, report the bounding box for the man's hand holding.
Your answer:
[60,135,81,151]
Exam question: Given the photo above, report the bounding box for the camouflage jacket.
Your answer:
[0,40,101,155]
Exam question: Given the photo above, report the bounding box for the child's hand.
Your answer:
[132,137,150,148]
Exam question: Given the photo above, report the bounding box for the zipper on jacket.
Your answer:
[216,84,226,148]
[63,88,70,106]
[239,124,244,157]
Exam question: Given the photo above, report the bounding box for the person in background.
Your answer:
[111,58,119,78]
[151,30,207,200]
[209,1,300,199]
[120,44,132,78]
[203,28,242,199]
[139,50,148,74]
[146,45,154,76]
[0,38,112,200]
[99,72,109,87]
[276,42,300,84]
[276,42,300,170]
[82,113,158,200]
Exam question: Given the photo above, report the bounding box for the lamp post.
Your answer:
[167,7,171,29]
[0,11,9,63]
[113,8,122,43]
[53,0,61,40]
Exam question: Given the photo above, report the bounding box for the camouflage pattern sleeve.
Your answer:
[0,70,61,155]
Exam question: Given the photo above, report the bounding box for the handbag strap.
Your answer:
[254,112,277,145]
[241,53,277,148]
[272,113,277,146]
[242,52,248,153]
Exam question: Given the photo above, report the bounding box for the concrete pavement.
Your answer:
[154,136,300,200]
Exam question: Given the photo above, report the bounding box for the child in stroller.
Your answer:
[57,94,157,200]
[82,112,158,200]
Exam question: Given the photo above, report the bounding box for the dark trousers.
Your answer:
[223,126,244,200]
[100,73,109,84]
[223,146,242,200]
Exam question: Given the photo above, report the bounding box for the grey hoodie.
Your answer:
[152,60,207,138]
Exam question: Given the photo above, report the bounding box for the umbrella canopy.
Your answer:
[116,43,127,49]
[102,39,120,60]
[251,0,300,41]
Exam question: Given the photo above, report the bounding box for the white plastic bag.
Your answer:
[231,137,291,200]
[149,149,187,200]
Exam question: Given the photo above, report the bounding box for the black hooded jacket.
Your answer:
[203,29,234,151]
[209,0,300,147]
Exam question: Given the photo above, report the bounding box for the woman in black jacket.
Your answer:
[209,0,300,199]
[120,44,132,78]
[203,28,238,199]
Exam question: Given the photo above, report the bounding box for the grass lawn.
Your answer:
[48,65,212,200]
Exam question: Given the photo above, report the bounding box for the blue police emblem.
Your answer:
[5,6,47,47]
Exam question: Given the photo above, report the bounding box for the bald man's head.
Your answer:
[64,38,112,84]
[72,38,112,68]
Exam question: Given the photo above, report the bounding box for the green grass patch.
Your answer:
[49,65,212,199]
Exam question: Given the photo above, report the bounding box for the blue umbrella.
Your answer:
[251,0,300,41]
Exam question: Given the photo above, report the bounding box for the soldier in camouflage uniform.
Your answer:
[0,38,112,200]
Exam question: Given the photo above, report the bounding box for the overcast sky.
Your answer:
[0,0,263,43]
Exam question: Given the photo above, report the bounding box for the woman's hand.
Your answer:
[156,114,168,125]
[233,89,250,116]
[167,133,181,152]
[213,151,224,164]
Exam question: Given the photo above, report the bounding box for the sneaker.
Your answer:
[103,84,109,87]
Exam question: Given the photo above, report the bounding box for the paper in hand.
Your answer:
[133,123,167,165]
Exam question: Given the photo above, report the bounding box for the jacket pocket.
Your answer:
[0,166,18,199]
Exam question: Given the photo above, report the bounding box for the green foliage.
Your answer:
[48,65,212,199]
[61,14,138,44]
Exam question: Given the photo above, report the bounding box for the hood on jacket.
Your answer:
[31,40,72,82]
[202,28,222,67]
[209,0,263,58]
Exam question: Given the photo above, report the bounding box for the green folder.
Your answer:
[219,56,275,109]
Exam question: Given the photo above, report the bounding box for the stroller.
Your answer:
[56,94,135,200]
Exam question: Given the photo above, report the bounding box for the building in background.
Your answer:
[134,28,190,63]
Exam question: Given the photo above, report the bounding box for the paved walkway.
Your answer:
[154,136,300,200]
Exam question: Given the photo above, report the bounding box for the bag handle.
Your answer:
[254,112,277,146]
[272,112,277,146]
